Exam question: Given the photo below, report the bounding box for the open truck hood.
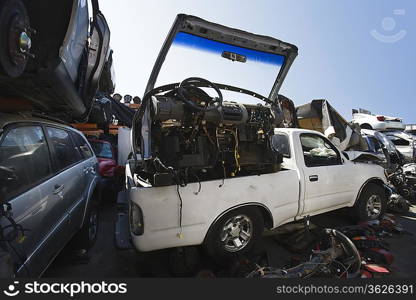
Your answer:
[145,14,298,103]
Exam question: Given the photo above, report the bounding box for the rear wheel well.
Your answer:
[256,206,273,229]
[204,204,273,244]
[360,123,373,130]
[82,188,99,225]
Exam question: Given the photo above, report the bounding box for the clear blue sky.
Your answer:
[100,0,415,123]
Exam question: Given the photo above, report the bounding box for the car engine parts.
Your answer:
[134,77,285,187]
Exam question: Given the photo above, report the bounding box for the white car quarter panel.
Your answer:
[130,169,299,252]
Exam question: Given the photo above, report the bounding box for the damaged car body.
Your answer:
[125,15,388,259]
[132,14,298,185]
[296,99,367,152]
[0,0,114,122]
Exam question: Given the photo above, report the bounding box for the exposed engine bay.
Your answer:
[133,77,287,186]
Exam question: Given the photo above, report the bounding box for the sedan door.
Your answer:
[45,126,87,239]
[68,131,98,232]
[0,124,70,276]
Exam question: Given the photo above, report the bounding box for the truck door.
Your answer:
[299,133,356,215]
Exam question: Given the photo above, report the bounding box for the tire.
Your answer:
[72,202,99,251]
[0,0,31,77]
[204,207,264,259]
[353,183,387,221]
[360,124,373,130]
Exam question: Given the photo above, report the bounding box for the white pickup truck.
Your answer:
[126,128,387,257]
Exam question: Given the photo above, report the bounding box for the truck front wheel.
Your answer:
[205,207,264,259]
[354,183,387,221]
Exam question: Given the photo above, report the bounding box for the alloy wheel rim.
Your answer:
[220,214,253,252]
[366,194,382,219]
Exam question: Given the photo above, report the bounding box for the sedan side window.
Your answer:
[0,126,51,200]
[46,127,80,172]
[389,137,410,146]
[72,132,93,159]
[300,134,341,167]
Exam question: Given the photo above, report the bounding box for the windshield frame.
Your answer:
[145,14,298,104]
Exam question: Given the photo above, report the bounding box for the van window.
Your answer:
[46,127,80,171]
[0,126,51,200]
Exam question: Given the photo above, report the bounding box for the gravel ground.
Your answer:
[44,198,416,278]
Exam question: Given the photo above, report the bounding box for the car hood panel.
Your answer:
[145,14,298,102]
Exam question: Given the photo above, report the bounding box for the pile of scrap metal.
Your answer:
[246,229,362,278]
[296,99,368,151]
[244,214,406,279]
[385,164,416,213]
[89,93,136,128]
[338,214,407,278]
[0,0,115,123]
[361,130,416,213]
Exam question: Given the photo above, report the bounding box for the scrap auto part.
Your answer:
[246,229,361,278]
[0,0,34,77]
[133,78,284,185]
[132,14,298,186]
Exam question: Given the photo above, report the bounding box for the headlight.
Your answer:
[130,202,144,235]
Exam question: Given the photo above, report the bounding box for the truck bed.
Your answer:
[128,168,300,251]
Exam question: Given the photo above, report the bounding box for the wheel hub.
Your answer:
[18,31,31,53]
[9,14,32,65]
[221,215,253,253]
[229,223,241,237]
[366,194,382,219]
[0,0,34,77]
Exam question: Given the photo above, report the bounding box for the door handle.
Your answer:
[83,167,90,174]
[309,175,319,182]
[53,184,65,194]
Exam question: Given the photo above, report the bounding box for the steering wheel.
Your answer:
[177,77,223,112]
